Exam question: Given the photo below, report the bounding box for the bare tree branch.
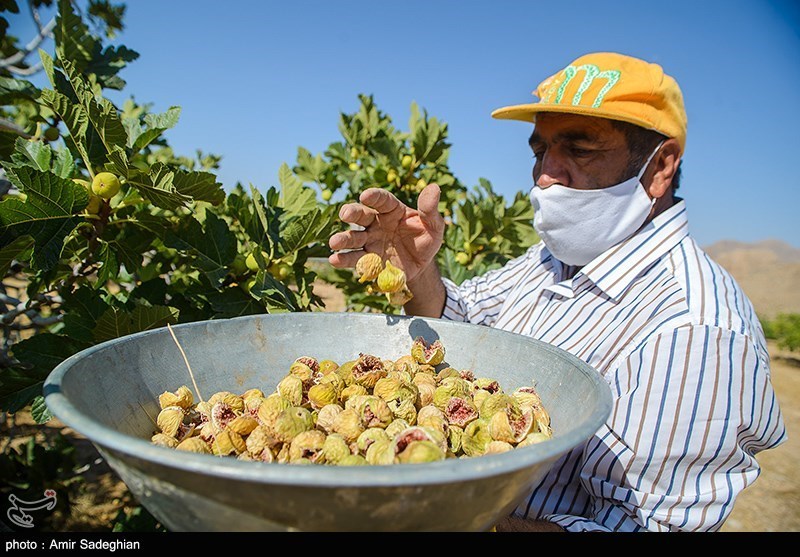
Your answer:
[28,0,44,32]
[0,293,22,307]
[30,314,63,327]
[7,314,63,330]
[4,62,45,76]
[0,16,56,70]
[0,118,33,139]
[1,294,61,325]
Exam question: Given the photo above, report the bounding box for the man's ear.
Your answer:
[647,139,681,198]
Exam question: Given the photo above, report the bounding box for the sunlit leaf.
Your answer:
[280,208,324,255]
[246,185,276,253]
[0,76,40,104]
[130,106,181,151]
[278,163,316,217]
[54,0,96,70]
[172,169,224,205]
[58,56,95,105]
[10,137,50,171]
[87,96,128,157]
[30,395,53,424]
[52,0,138,90]
[86,45,139,91]
[95,240,119,287]
[0,166,87,270]
[248,270,300,312]
[106,145,129,178]
[51,145,75,178]
[38,88,87,140]
[126,163,188,209]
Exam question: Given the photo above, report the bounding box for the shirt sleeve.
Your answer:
[524,324,787,532]
[440,248,539,326]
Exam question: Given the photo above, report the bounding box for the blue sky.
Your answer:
[8,0,800,248]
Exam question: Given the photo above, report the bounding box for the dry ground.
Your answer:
[720,343,799,532]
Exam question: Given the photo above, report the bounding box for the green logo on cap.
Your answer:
[545,64,620,108]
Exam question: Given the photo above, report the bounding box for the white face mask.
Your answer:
[530,142,663,267]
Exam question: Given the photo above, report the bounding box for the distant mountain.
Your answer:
[705,239,800,263]
[702,239,800,318]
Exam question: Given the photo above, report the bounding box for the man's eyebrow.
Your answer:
[528,130,599,147]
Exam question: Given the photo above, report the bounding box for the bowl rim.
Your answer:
[43,312,613,487]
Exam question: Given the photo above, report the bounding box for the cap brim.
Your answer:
[491,102,658,133]
[491,103,540,122]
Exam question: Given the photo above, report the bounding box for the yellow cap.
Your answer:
[492,52,687,153]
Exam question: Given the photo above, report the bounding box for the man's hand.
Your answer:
[328,183,445,284]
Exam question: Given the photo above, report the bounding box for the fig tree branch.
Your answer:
[28,0,45,32]
[1,294,60,325]
[4,63,45,76]
[0,15,55,72]
[0,118,33,139]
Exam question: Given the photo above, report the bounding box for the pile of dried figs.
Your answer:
[150,337,552,465]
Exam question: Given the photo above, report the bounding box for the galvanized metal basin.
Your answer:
[43,312,612,532]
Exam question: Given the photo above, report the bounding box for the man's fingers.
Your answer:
[339,203,377,228]
[417,183,442,223]
[360,187,402,214]
[328,249,365,269]
[329,229,369,251]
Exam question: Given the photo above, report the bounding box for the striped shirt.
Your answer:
[440,200,787,532]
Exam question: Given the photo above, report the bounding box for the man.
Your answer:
[327,52,787,532]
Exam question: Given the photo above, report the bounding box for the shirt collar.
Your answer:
[545,200,690,301]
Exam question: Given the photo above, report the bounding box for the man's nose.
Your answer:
[535,152,569,188]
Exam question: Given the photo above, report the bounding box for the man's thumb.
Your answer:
[417,183,442,222]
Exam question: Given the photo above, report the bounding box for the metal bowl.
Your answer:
[43,312,612,531]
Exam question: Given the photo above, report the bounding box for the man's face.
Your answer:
[529,112,633,191]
